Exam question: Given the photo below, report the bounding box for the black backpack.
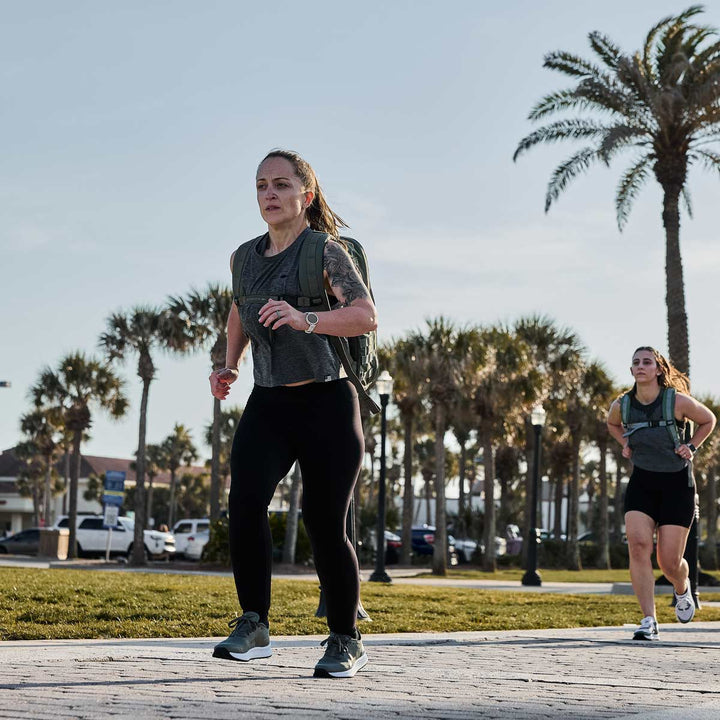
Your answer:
[232,230,380,414]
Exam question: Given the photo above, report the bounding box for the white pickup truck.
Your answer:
[53,515,175,559]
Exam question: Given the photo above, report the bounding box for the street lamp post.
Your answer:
[522,404,546,587]
[369,370,393,584]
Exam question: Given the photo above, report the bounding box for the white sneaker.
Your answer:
[632,615,659,641]
[674,582,696,624]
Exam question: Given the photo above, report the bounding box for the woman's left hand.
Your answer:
[675,444,694,461]
[258,299,306,331]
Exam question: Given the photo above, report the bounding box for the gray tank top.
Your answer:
[237,228,341,387]
[626,391,687,472]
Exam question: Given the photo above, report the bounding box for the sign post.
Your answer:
[102,471,125,562]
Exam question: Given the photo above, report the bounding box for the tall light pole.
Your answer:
[369,370,393,584]
[522,404,546,587]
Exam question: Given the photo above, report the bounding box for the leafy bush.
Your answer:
[202,518,230,565]
[268,512,313,564]
[201,514,313,565]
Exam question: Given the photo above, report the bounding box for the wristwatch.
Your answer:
[304,312,319,334]
[687,443,698,454]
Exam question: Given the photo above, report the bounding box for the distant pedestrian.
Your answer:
[607,346,716,640]
[208,149,376,677]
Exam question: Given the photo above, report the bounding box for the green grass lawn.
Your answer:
[2,567,720,641]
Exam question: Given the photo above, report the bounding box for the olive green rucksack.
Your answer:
[232,230,380,414]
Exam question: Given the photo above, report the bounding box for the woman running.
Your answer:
[607,346,716,640]
[208,149,376,677]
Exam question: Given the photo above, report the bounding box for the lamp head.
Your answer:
[530,404,546,427]
[376,370,394,398]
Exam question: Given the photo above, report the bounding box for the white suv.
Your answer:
[172,518,210,557]
[54,515,175,559]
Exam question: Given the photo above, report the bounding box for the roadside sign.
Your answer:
[103,470,125,507]
[103,504,119,529]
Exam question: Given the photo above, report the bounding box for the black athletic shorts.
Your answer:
[623,464,696,527]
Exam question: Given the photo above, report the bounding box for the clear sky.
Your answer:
[2,1,719,462]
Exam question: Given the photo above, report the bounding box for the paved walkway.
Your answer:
[2,623,720,719]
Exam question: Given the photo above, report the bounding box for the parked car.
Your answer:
[0,528,41,555]
[366,529,402,564]
[411,525,458,565]
[183,529,210,561]
[172,518,210,557]
[453,536,507,563]
[53,515,175,559]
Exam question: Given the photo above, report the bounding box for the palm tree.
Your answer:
[19,407,63,526]
[382,337,427,564]
[167,284,234,521]
[203,405,244,514]
[514,316,585,561]
[414,319,477,576]
[695,395,720,569]
[470,326,538,572]
[31,353,127,558]
[100,306,176,565]
[515,6,720,375]
[162,423,198,527]
[134,443,165,527]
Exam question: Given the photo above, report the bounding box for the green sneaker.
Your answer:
[212,612,272,662]
[313,631,368,678]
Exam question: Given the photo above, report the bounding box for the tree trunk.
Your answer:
[662,185,690,375]
[62,449,70,515]
[44,454,52,526]
[481,432,496,572]
[706,466,718,570]
[401,413,414,565]
[131,378,150,566]
[146,475,154,527]
[68,432,82,559]
[432,404,447,576]
[457,439,467,538]
[210,396,222,521]
[553,474,564,540]
[598,437,610,569]
[282,463,302,564]
[424,472,433,526]
[168,468,178,529]
[568,436,581,571]
[612,447,625,542]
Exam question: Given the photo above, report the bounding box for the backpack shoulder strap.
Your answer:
[298,231,330,305]
[620,393,631,427]
[662,387,681,449]
[232,237,262,306]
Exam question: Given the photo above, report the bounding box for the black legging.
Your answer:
[228,379,364,635]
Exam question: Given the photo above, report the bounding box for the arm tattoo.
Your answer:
[323,241,370,305]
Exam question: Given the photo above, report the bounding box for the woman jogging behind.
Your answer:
[208,149,376,677]
[607,346,716,641]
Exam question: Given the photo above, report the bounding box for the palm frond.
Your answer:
[575,78,650,123]
[599,125,648,163]
[691,148,720,174]
[545,147,601,211]
[681,185,694,219]
[615,154,653,229]
[528,89,587,120]
[543,50,607,80]
[513,119,606,161]
[588,31,623,69]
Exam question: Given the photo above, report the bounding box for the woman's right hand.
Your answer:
[209,367,239,400]
[622,443,633,459]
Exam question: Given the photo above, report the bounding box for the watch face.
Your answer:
[307,313,319,324]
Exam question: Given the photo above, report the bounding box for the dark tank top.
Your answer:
[237,228,341,387]
[626,391,687,472]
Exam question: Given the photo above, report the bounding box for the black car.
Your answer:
[0,528,41,555]
[411,525,458,565]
